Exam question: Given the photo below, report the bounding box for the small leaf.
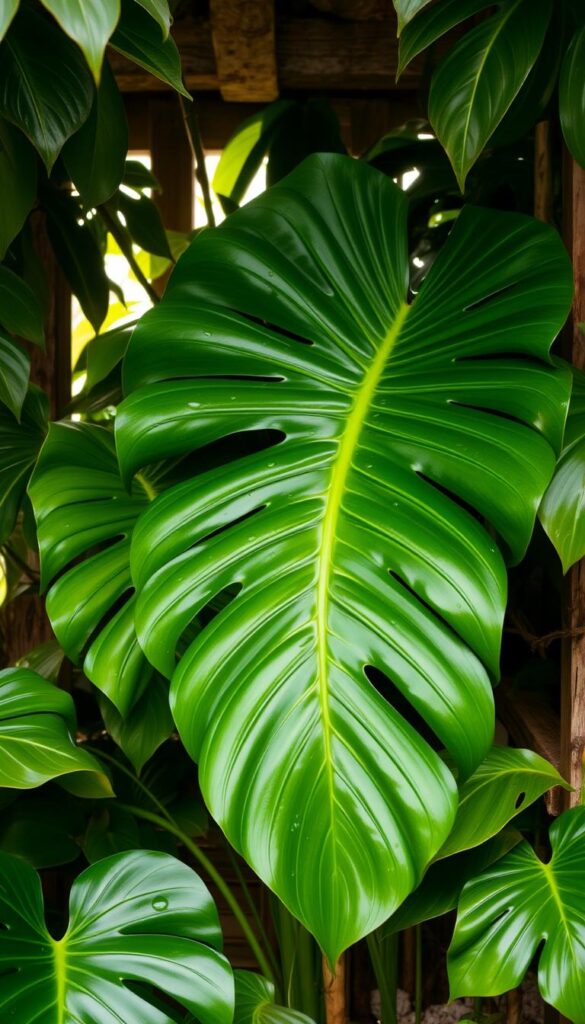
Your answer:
[39,0,120,82]
[123,157,160,191]
[0,385,47,543]
[63,61,128,206]
[110,0,188,97]
[0,0,18,42]
[560,23,585,169]
[133,0,171,38]
[429,0,552,189]
[0,118,37,259]
[0,5,93,170]
[234,970,315,1024]
[540,365,585,571]
[0,265,44,344]
[437,746,569,859]
[43,187,109,332]
[0,330,29,419]
[448,807,585,1023]
[116,189,172,258]
[0,848,234,1024]
[0,666,110,791]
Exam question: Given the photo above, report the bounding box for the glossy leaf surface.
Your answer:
[98,677,174,773]
[134,0,172,37]
[0,5,93,170]
[0,330,29,419]
[398,0,491,76]
[540,367,585,571]
[393,0,434,33]
[234,970,314,1024]
[0,265,44,345]
[449,806,585,1022]
[0,667,109,790]
[118,155,572,959]
[0,849,234,1024]
[0,386,47,543]
[29,421,152,718]
[39,0,120,81]
[437,746,568,859]
[110,0,188,97]
[63,61,128,206]
[0,118,37,258]
[429,0,551,189]
[213,100,295,210]
[560,24,585,172]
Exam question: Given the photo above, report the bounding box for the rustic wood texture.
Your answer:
[111,12,424,95]
[210,0,278,102]
[323,955,348,1024]
[562,157,585,809]
[534,121,553,224]
[149,96,194,232]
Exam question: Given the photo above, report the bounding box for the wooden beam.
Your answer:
[149,95,194,233]
[210,0,278,103]
[111,14,424,96]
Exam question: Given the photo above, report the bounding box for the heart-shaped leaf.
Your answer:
[0,666,111,792]
[540,365,585,571]
[448,806,585,1023]
[39,0,120,82]
[0,848,234,1024]
[116,154,572,960]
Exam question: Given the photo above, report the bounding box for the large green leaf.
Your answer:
[0,265,44,345]
[234,970,314,1024]
[39,0,120,82]
[437,746,568,859]
[0,385,47,543]
[428,0,551,189]
[540,366,585,571]
[110,0,188,97]
[398,0,492,76]
[0,5,93,170]
[560,23,585,170]
[0,118,37,259]
[116,154,572,960]
[63,60,128,207]
[29,421,152,717]
[0,848,234,1024]
[0,667,110,791]
[448,806,585,1022]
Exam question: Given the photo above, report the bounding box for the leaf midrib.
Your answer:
[316,300,411,863]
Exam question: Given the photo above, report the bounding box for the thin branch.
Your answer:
[179,95,216,228]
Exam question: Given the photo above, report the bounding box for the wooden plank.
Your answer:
[210,0,278,103]
[149,95,194,232]
[496,685,561,771]
[562,157,585,809]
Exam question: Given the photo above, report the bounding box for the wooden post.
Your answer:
[209,0,278,103]
[323,955,348,1024]
[561,156,585,808]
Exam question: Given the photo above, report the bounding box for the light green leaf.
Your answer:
[560,23,585,170]
[17,639,65,683]
[117,154,572,960]
[234,971,315,1024]
[133,0,171,38]
[0,330,29,419]
[540,365,585,571]
[39,0,120,82]
[63,61,128,206]
[0,0,18,42]
[393,0,435,34]
[85,320,135,390]
[437,746,569,859]
[213,100,295,210]
[110,0,188,97]
[0,265,44,344]
[29,421,153,718]
[429,0,551,189]
[0,5,93,170]
[0,385,47,543]
[0,667,111,791]
[448,806,585,1023]
[0,848,234,1024]
[0,118,37,259]
[398,0,492,76]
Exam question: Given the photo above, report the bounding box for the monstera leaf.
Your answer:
[0,848,234,1024]
[116,154,572,960]
[0,667,110,792]
[540,366,585,571]
[448,807,585,1023]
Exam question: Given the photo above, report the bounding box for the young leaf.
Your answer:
[63,61,128,207]
[234,971,315,1024]
[110,0,188,97]
[0,265,44,344]
[0,5,93,170]
[560,23,585,170]
[0,331,29,419]
[0,385,47,543]
[0,667,110,791]
[29,421,153,718]
[540,365,585,571]
[436,746,569,859]
[429,0,552,189]
[117,153,573,961]
[448,807,585,1023]
[39,0,120,82]
[0,848,234,1024]
[0,118,37,259]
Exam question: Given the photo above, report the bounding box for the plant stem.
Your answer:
[223,838,281,985]
[117,800,275,983]
[179,95,216,228]
[414,925,422,1024]
[322,955,347,1024]
[99,204,160,305]
[366,929,398,1024]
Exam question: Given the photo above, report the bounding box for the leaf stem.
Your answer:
[414,925,422,1024]
[99,204,160,305]
[179,95,216,228]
